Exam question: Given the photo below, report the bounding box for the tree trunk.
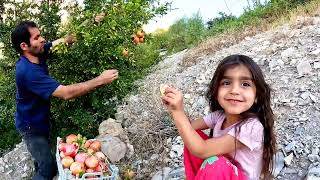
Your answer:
[0,0,4,23]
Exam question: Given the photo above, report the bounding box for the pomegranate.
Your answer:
[70,162,85,177]
[66,134,78,144]
[64,143,78,157]
[61,156,74,168]
[58,142,67,152]
[160,84,169,96]
[60,151,65,159]
[95,161,108,172]
[89,141,101,151]
[85,155,99,169]
[139,37,144,43]
[136,30,144,38]
[84,139,93,148]
[94,151,106,161]
[122,48,129,57]
[75,152,88,163]
[132,35,140,44]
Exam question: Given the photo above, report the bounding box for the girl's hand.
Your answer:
[161,86,184,113]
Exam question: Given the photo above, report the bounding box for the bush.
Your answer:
[164,12,206,53]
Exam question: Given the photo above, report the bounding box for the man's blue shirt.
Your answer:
[15,42,60,136]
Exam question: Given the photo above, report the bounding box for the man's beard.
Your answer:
[29,47,45,58]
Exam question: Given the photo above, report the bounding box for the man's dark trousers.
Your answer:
[22,132,57,180]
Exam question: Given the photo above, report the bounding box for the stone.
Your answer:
[311,49,320,55]
[309,94,318,103]
[314,62,320,69]
[96,134,127,163]
[308,154,319,162]
[308,167,320,177]
[150,154,159,161]
[171,144,184,158]
[151,167,171,180]
[297,61,312,75]
[284,153,294,166]
[301,91,311,100]
[281,47,296,58]
[272,151,285,177]
[168,167,185,178]
[99,118,124,137]
[285,141,296,152]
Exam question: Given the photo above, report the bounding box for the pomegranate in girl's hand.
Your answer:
[89,140,101,151]
[61,156,74,168]
[85,155,99,169]
[70,162,85,177]
[66,134,78,144]
[58,142,66,151]
[160,84,169,96]
[75,152,88,163]
[64,143,78,157]
[94,151,106,161]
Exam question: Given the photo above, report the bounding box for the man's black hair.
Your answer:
[11,21,37,54]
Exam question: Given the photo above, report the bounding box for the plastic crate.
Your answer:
[56,137,119,180]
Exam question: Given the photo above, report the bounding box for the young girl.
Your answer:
[161,54,276,180]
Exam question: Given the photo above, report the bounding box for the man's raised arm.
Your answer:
[53,69,118,100]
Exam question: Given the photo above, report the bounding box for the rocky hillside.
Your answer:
[115,15,320,180]
[1,15,320,179]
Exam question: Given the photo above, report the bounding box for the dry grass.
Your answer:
[181,0,320,68]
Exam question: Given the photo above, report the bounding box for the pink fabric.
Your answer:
[203,111,264,180]
[184,130,247,180]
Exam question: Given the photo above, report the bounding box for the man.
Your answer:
[11,20,118,180]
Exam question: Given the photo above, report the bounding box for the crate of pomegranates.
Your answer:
[56,134,119,180]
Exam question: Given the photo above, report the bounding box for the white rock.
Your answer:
[171,145,184,157]
[311,49,320,55]
[301,91,311,100]
[297,61,312,75]
[308,167,320,177]
[151,167,171,180]
[309,94,318,103]
[281,47,296,58]
[97,135,127,163]
[284,153,294,166]
[272,151,285,177]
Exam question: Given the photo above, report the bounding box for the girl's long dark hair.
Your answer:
[206,54,276,178]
